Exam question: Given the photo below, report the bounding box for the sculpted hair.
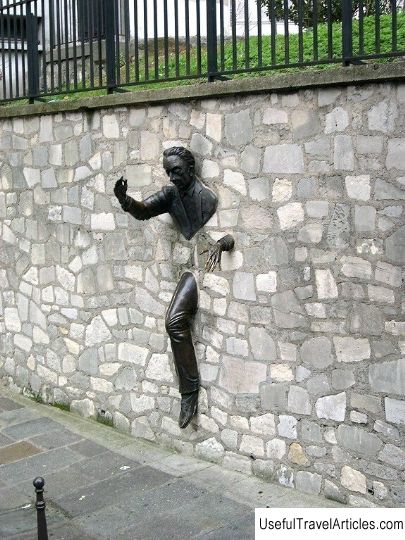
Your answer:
[163,147,195,169]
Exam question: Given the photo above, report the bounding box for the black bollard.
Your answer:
[33,477,48,540]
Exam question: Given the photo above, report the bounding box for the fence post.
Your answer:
[342,0,353,65]
[26,1,39,103]
[206,0,218,81]
[104,0,117,93]
[33,477,48,540]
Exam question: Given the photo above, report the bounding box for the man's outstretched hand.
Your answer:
[114,177,128,204]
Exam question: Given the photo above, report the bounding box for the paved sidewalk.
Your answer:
[0,386,343,539]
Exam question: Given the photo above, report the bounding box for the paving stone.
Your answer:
[55,466,172,516]
[3,417,63,440]
[29,429,82,450]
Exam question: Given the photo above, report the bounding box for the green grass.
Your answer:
[1,12,404,106]
[96,411,114,428]
[53,401,71,412]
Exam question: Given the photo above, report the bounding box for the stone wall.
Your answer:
[0,80,404,507]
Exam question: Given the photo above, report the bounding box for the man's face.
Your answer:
[163,155,194,193]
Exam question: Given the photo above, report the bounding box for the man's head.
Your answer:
[163,147,195,193]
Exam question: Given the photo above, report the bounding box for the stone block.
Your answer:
[277,202,304,230]
[248,178,270,201]
[240,145,261,174]
[240,435,264,457]
[223,169,246,195]
[386,138,405,170]
[295,471,322,495]
[292,110,320,140]
[225,110,252,146]
[250,413,276,437]
[263,108,288,124]
[260,384,288,412]
[368,100,398,133]
[334,135,354,170]
[325,107,349,134]
[334,337,370,363]
[385,225,405,264]
[248,327,276,361]
[315,392,346,421]
[350,303,384,336]
[355,205,376,232]
[298,223,323,243]
[345,175,370,201]
[218,356,266,394]
[300,337,333,369]
[190,133,212,157]
[315,269,338,299]
[341,465,366,493]
[338,425,383,460]
[85,316,112,347]
[369,359,405,396]
[278,415,297,439]
[340,256,371,279]
[385,398,405,426]
[331,369,355,390]
[288,386,311,415]
[232,272,256,301]
[263,145,304,174]
[195,438,224,463]
[126,164,152,187]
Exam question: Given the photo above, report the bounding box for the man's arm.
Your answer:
[114,177,171,221]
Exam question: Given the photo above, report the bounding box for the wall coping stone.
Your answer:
[0,61,404,120]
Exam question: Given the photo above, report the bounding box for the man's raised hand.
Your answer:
[114,176,128,204]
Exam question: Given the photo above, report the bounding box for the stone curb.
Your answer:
[0,62,404,120]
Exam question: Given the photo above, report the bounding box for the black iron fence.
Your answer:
[0,0,404,103]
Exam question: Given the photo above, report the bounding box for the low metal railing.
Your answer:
[0,0,404,103]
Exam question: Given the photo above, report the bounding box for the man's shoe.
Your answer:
[178,391,199,429]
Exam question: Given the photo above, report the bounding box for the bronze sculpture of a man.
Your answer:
[115,147,234,428]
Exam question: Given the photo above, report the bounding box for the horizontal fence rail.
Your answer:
[0,0,404,103]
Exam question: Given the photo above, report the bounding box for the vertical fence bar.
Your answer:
[358,0,364,55]
[298,0,304,63]
[269,0,276,65]
[375,0,381,53]
[257,0,262,67]
[56,0,62,90]
[219,0,225,72]
[342,0,353,65]
[391,0,397,51]
[20,0,27,96]
[174,0,179,77]
[134,0,139,82]
[231,0,236,70]
[0,0,6,99]
[13,0,19,97]
[124,0,130,82]
[114,0,120,86]
[143,0,149,81]
[327,0,333,59]
[163,0,168,78]
[196,0,202,75]
[72,0,78,89]
[27,0,39,102]
[89,0,95,87]
[153,0,158,79]
[185,0,191,75]
[206,0,217,80]
[40,0,46,94]
[283,0,289,65]
[244,0,250,69]
[49,0,55,92]
[104,0,116,92]
[312,0,318,61]
[64,0,70,90]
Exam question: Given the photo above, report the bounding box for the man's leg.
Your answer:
[165,271,199,428]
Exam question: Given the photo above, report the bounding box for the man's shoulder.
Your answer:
[198,180,218,210]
